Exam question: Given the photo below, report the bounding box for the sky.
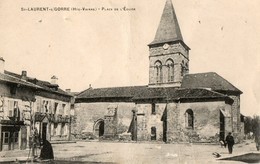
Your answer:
[0,0,259,116]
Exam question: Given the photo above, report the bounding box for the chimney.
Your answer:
[0,57,5,73]
[89,84,92,89]
[21,70,27,80]
[51,75,58,85]
[65,89,71,93]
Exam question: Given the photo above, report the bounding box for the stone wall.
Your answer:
[229,95,243,142]
[149,42,189,87]
[167,101,232,143]
[135,103,165,141]
[73,102,135,137]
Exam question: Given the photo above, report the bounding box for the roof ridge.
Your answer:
[4,70,72,96]
[1,72,41,88]
[89,85,147,90]
[185,72,216,76]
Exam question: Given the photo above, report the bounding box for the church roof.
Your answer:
[132,87,231,102]
[76,85,232,103]
[76,85,147,100]
[149,0,184,46]
[181,72,242,94]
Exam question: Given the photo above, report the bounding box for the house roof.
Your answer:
[149,0,186,47]
[4,70,72,97]
[181,72,242,94]
[0,72,41,89]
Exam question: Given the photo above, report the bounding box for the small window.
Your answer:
[151,103,156,115]
[151,127,156,140]
[185,109,194,129]
[3,132,10,144]
[8,100,19,117]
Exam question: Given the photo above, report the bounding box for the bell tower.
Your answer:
[148,0,190,88]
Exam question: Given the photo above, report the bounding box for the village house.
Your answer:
[0,58,73,151]
[74,0,244,143]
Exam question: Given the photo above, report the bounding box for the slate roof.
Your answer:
[29,79,71,96]
[76,86,147,99]
[149,0,187,48]
[132,87,230,101]
[76,85,232,103]
[181,72,242,94]
[4,70,71,97]
[0,72,41,89]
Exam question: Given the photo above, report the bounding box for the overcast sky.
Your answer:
[0,0,259,116]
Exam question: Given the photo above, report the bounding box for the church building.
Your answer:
[75,0,244,143]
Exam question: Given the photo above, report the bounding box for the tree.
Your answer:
[244,115,260,137]
[244,116,253,134]
[252,115,260,136]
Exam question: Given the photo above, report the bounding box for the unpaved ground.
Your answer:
[0,140,259,164]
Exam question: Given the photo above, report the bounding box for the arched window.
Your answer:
[185,109,194,129]
[154,61,162,83]
[166,59,174,82]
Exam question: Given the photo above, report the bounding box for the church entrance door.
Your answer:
[94,119,104,137]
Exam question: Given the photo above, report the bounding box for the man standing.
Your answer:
[225,132,235,154]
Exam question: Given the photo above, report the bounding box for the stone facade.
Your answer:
[73,102,134,138]
[130,100,233,143]
[0,66,73,151]
[166,101,232,143]
[229,95,243,142]
[0,82,35,151]
[135,103,165,141]
[149,43,189,87]
[33,95,71,142]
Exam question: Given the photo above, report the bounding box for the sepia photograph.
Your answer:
[0,0,259,163]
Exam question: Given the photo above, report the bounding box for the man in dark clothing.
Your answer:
[40,139,54,160]
[225,132,235,154]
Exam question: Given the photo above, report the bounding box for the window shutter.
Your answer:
[8,100,14,117]
[14,101,19,117]
[41,100,45,113]
[59,104,63,115]
[36,98,41,112]
[49,101,53,114]
[3,98,8,118]
[54,102,58,114]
